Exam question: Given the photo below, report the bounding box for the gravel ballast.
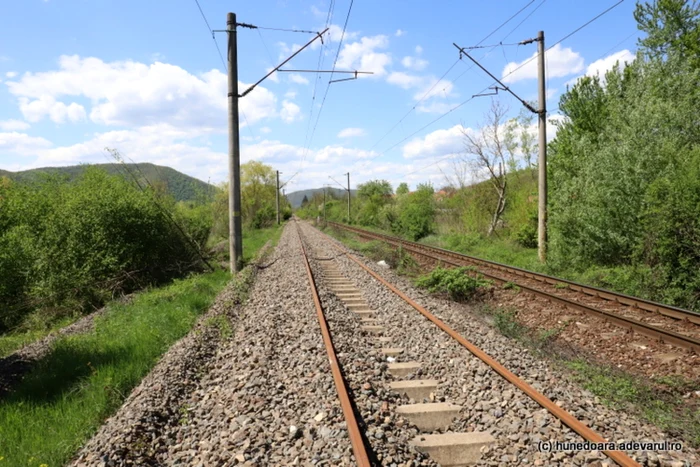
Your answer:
[299,221,699,467]
[71,220,698,466]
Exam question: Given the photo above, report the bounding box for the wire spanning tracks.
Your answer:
[328,222,700,354]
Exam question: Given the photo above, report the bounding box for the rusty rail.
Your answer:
[294,222,371,466]
[330,222,700,326]
[329,222,700,353]
[326,235,640,467]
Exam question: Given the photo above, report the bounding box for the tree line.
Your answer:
[0,159,289,332]
[299,1,700,310]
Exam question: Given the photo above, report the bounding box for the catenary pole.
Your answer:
[323,186,327,223]
[537,30,547,263]
[345,172,351,224]
[227,12,243,273]
[276,170,281,225]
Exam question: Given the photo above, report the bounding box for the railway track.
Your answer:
[295,220,646,466]
[327,222,700,354]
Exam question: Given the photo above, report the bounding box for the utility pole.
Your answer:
[454,33,547,262]
[227,12,243,273]
[536,30,547,263]
[323,186,328,223]
[276,170,281,225]
[345,172,351,224]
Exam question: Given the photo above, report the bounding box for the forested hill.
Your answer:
[0,163,215,202]
[287,187,357,208]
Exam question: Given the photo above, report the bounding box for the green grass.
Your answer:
[0,316,76,358]
[0,224,284,361]
[242,224,284,265]
[421,234,544,273]
[478,303,700,448]
[0,270,229,467]
[563,359,700,447]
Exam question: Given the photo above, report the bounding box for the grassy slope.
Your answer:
[483,306,700,448]
[0,271,229,466]
[0,226,284,359]
[0,224,284,466]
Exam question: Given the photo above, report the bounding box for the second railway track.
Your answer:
[295,220,699,466]
[327,222,700,354]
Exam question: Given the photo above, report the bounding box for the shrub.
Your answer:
[415,266,490,302]
[0,168,209,331]
[513,222,537,248]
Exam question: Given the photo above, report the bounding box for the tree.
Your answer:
[504,107,537,174]
[396,182,409,196]
[240,161,277,228]
[395,183,436,240]
[459,100,512,236]
[356,180,393,227]
[301,195,309,207]
[634,0,700,67]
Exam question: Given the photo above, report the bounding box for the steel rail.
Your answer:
[329,222,700,326]
[332,223,700,353]
[294,222,371,467]
[323,233,641,467]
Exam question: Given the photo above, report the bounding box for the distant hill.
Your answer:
[0,163,215,202]
[286,187,357,209]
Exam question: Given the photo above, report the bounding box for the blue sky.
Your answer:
[0,0,639,192]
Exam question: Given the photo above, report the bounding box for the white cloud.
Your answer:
[308,25,360,52]
[314,145,375,163]
[416,101,456,114]
[0,132,52,156]
[386,72,454,103]
[259,126,272,134]
[401,45,428,71]
[337,35,391,76]
[401,56,428,71]
[565,49,636,88]
[402,124,467,160]
[266,67,280,83]
[5,71,17,78]
[326,24,359,43]
[6,55,279,130]
[280,100,301,123]
[284,90,297,99]
[18,96,86,123]
[0,119,30,131]
[14,124,226,182]
[386,71,423,89]
[586,49,635,77]
[311,5,326,19]
[414,78,453,101]
[502,44,584,84]
[395,29,405,37]
[242,139,305,163]
[337,127,366,138]
[288,73,310,85]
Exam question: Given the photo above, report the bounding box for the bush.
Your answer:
[394,184,436,241]
[513,222,537,248]
[0,168,209,331]
[252,203,275,229]
[415,266,490,302]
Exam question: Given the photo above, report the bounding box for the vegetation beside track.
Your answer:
[0,226,280,466]
[0,270,229,466]
[298,1,700,312]
[477,304,700,448]
[323,221,700,448]
[0,159,288,359]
